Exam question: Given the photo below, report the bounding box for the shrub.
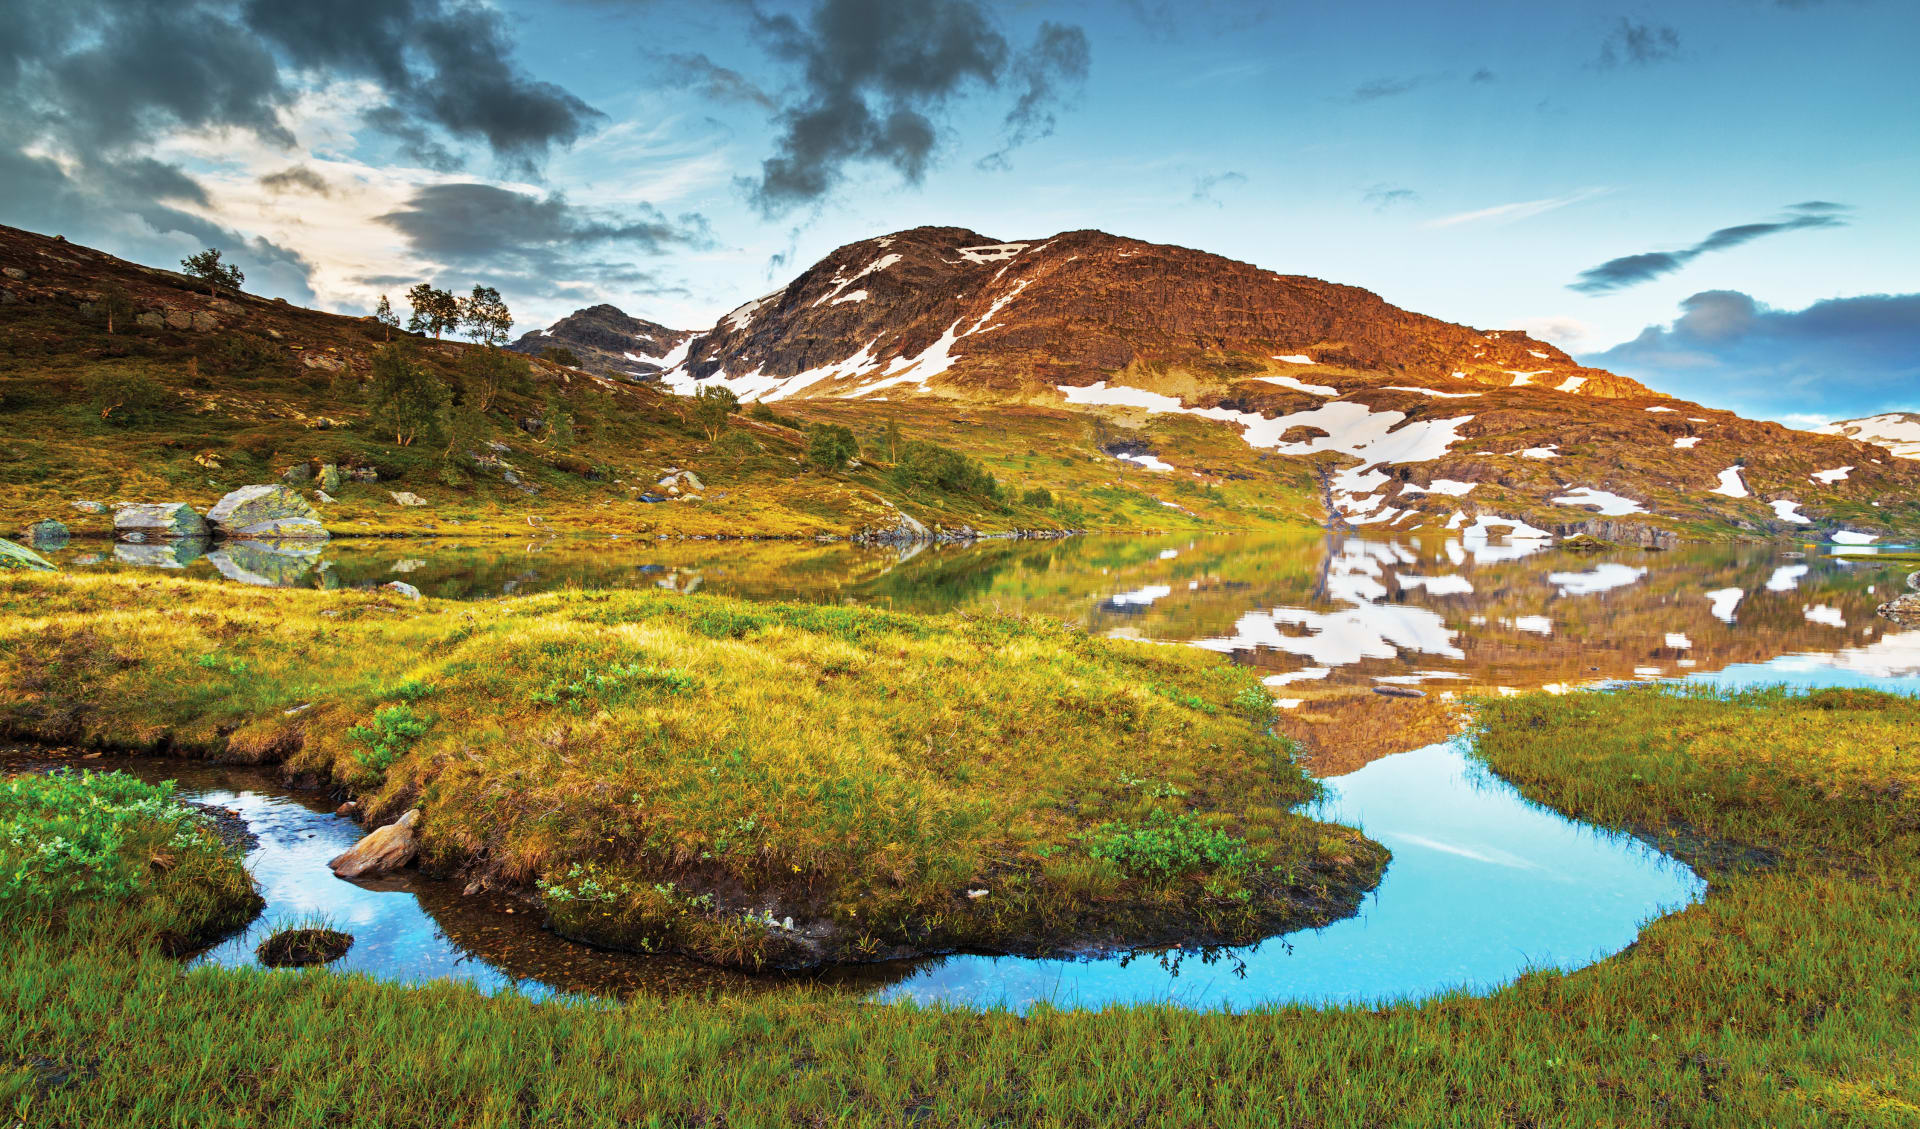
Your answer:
[85,370,172,426]
[347,704,430,773]
[892,439,999,498]
[540,346,581,367]
[1082,809,1255,879]
[806,423,859,471]
[1021,486,1054,508]
[1,771,204,915]
[712,430,763,457]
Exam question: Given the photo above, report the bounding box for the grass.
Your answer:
[2,683,1916,1124]
[0,571,1385,967]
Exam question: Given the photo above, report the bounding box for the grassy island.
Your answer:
[0,572,1385,966]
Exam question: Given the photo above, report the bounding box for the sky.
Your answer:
[3,0,1915,426]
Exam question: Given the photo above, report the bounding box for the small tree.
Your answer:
[98,284,132,334]
[539,389,575,449]
[456,347,516,413]
[882,418,904,463]
[374,295,399,341]
[366,344,449,447]
[805,423,859,472]
[181,248,244,298]
[459,285,513,346]
[690,385,741,442]
[405,283,460,340]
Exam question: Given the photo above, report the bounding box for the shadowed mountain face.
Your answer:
[505,304,693,379]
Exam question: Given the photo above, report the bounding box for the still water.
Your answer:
[23,530,1919,1009]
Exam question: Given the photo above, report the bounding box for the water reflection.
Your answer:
[875,740,1705,1011]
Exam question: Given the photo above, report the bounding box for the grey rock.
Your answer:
[314,489,336,504]
[383,580,422,600]
[1880,592,1920,628]
[349,467,379,483]
[1372,685,1427,699]
[69,500,106,515]
[281,461,314,485]
[0,538,56,572]
[206,484,328,541]
[114,502,207,541]
[318,463,342,492]
[389,491,427,507]
[23,519,69,550]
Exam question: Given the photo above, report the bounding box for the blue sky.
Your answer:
[4,0,1915,424]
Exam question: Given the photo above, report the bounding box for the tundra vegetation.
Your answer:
[1,676,1913,1125]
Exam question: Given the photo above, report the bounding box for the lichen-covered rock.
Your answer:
[383,580,422,600]
[328,810,420,878]
[205,484,327,540]
[114,502,207,541]
[389,491,426,507]
[318,463,342,492]
[0,538,56,571]
[23,519,69,550]
[69,500,106,515]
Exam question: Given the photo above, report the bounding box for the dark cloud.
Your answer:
[1596,18,1681,68]
[1348,74,1440,103]
[1190,171,1246,207]
[741,0,1091,215]
[1364,184,1419,210]
[373,182,710,299]
[1570,203,1850,294]
[1586,290,1920,421]
[667,52,778,109]
[1346,69,1494,103]
[259,166,331,196]
[0,0,601,303]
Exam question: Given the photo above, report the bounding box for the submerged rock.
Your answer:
[206,484,328,541]
[1879,592,1920,628]
[114,502,207,541]
[0,538,56,571]
[23,519,69,550]
[328,810,420,878]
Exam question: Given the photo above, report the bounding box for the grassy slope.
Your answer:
[0,573,1384,966]
[0,226,1322,540]
[3,685,1915,1125]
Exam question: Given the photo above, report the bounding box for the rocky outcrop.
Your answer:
[205,484,327,540]
[113,502,207,541]
[1547,520,1680,551]
[0,538,56,571]
[328,810,420,878]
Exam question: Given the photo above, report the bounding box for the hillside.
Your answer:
[5,219,1917,545]
[0,224,1316,542]
[629,225,1920,543]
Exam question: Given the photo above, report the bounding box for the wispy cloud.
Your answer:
[1191,170,1246,206]
[1363,183,1418,211]
[1596,18,1682,68]
[1424,187,1611,229]
[1570,202,1851,294]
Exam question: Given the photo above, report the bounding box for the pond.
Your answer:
[19,530,1920,1010]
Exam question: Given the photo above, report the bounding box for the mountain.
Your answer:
[600,225,1920,542]
[505,303,692,379]
[1817,414,1920,459]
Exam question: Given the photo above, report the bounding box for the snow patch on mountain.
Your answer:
[1260,375,1338,396]
[1710,466,1750,498]
[1552,487,1647,516]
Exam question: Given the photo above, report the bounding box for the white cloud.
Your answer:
[1424,187,1612,229]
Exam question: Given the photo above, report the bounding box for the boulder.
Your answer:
[23,519,69,550]
[1880,593,1920,628]
[281,461,314,485]
[318,464,342,492]
[114,502,207,541]
[69,500,106,515]
[0,538,56,572]
[328,810,420,878]
[389,491,427,507]
[206,485,327,541]
[314,489,336,504]
[383,580,422,600]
